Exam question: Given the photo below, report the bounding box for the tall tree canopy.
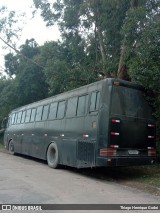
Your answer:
[33,0,131,78]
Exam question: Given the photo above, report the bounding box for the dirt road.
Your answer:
[0,151,160,212]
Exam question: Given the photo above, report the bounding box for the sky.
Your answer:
[0,0,60,74]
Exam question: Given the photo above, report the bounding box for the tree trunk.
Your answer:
[117,0,139,80]
[117,43,128,79]
[131,0,138,8]
[94,0,111,78]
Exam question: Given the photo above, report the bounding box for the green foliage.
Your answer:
[4,53,19,76]
[39,37,97,96]
[122,0,160,149]
[0,78,17,124]
[15,63,48,106]
[0,39,48,125]
[33,0,131,76]
[0,5,25,42]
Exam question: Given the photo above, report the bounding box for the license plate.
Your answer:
[128,150,139,155]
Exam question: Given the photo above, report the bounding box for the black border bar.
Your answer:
[0,204,160,211]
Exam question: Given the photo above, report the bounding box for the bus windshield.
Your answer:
[111,85,153,119]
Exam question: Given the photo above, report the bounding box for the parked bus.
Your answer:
[4,78,156,168]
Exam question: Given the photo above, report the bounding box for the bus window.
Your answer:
[111,86,153,119]
[35,106,43,121]
[57,101,65,119]
[17,112,22,124]
[77,95,88,116]
[21,111,26,123]
[7,117,11,127]
[14,113,18,124]
[30,108,36,122]
[66,97,78,118]
[90,91,100,112]
[25,109,31,123]
[42,105,49,121]
[48,102,58,120]
[11,114,15,125]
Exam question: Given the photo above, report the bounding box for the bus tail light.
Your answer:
[113,81,120,86]
[112,119,120,123]
[148,136,155,139]
[147,147,154,150]
[110,144,119,149]
[148,149,156,156]
[111,132,120,136]
[99,149,116,157]
[148,124,155,127]
[148,147,156,156]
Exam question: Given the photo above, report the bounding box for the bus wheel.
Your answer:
[47,143,59,169]
[8,140,15,155]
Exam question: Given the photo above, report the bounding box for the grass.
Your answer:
[132,165,160,187]
[110,165,160,187]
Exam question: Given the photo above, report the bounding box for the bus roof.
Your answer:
[9,78,144,114]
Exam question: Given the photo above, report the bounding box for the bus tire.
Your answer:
[47,143,59,169]
[8,140,15,155]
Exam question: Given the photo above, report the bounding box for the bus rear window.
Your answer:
[111,86,153,119]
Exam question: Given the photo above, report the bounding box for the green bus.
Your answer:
[4,78,156,168]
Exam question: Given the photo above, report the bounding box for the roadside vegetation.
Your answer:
[0,134,4,147]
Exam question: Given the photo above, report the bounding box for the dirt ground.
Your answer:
[0,146,160,198]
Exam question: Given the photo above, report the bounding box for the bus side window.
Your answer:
[17,112,22,124]
[11,114,15,125]
[7,117,10,127]
[90,91,100,112]
[25,109,31,123]
[21,111,26,123]
[9,117,12,127]
[30,108,36,122]
[14,113,18,124]
[35,106,43,122]
[42,105,49,121]
[66,97,78,118]
[57,101,66,119]
[77,95,88,116]
[48,102,58,120]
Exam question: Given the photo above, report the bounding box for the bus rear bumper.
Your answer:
[97,156,156,167]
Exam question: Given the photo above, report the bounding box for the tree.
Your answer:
[0,78,17,125]
[32,0,130,78]
[38,38,97,96]
[0,5,26,45]
[121,0,160,148]
[4,39,48,106]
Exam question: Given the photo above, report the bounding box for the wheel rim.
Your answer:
[9,142,14,153]
[49,147,56,164]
